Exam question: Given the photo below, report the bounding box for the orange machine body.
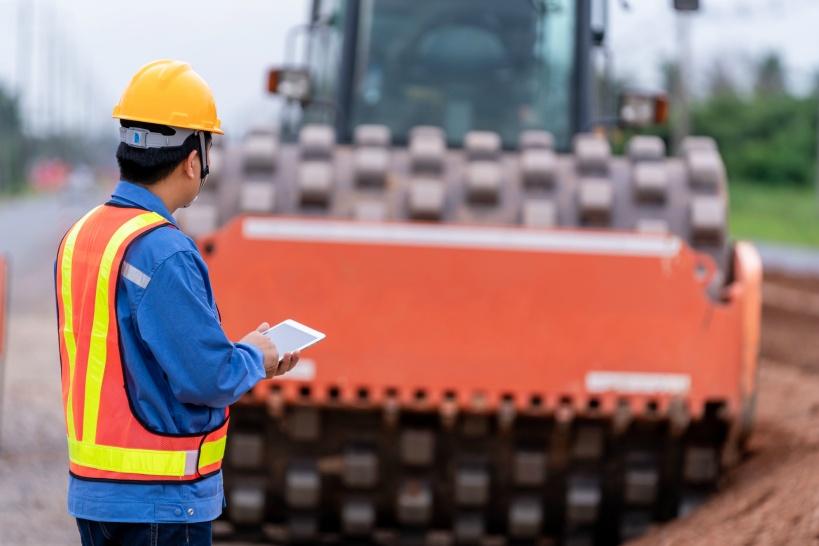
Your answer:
[201,216,761,422]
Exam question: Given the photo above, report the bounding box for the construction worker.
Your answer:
[55,60,298,545]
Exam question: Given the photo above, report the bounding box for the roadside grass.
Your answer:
[729,181,819,247]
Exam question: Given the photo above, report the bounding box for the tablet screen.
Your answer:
[262,322,322,356]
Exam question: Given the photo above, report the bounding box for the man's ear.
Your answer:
[184,149,198,180]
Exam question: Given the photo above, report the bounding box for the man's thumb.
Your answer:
[257,322,270,333]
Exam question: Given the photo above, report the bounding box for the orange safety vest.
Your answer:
[56,204,229,482]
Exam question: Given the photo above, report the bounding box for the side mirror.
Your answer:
[673,0,700,11]
[268,68,312,104]
[619,91,669,128]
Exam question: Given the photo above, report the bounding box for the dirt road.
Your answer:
[627,360,819,545]
[1,192,817,545]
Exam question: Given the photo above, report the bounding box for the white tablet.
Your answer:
[262,319,325,362]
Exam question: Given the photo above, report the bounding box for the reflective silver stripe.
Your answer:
[242,219,682,258]
[184,450,199,476]
[586,372,691,395]
[121,262,151,289]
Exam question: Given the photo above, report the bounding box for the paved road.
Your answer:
[0,189,106,546]
[756,242,819,276]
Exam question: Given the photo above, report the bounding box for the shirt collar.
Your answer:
[110,181,179,228]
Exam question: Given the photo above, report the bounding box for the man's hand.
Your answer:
[240,322,279,378]
[240,322,300,379]
[277,350,300,379]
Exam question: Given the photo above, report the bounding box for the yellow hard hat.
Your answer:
[113,60,224,135]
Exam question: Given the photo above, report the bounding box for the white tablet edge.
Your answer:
[281,318,326,341]
[266,319,326,362]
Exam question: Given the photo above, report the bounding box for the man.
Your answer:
[55,60,298,545]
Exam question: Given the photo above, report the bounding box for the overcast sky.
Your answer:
[609,0,819,93]
[0,0,816,139]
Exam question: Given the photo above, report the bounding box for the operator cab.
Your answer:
[271,0,673,151]
[346,0,576,149]
[276,0,579,150]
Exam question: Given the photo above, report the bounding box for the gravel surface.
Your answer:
[627,361,819,546]
[0,313,75,546]
[0,192,100,546]
[1,193,818,545]
[760,273,819,373]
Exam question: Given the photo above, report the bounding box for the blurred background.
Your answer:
[0,0,817,242]
[0,1,818,545]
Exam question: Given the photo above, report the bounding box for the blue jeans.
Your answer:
[76,518,212,546]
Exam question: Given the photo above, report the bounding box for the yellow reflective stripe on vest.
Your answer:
[61,206,101,442]
[199,436,227,469]
[67,437,197,477]
[82,212,166,444]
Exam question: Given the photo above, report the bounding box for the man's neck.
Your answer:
[134,178,181,214]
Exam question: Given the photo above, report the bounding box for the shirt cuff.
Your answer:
[235,342,266,379]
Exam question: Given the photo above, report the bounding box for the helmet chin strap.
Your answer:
[180,131,210,209]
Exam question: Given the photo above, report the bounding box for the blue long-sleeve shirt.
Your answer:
[64,181,266,523]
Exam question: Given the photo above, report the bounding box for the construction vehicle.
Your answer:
[177,0,762,544]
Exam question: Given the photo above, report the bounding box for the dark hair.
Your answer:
[116,120,212,185]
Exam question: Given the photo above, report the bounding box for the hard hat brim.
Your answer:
[113,113,225,135]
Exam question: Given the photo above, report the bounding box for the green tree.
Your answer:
[0,85,27,193]
[693,93,816,186]
[682,51,818,188]
[706,59,738,99]
[754,52,787,97]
